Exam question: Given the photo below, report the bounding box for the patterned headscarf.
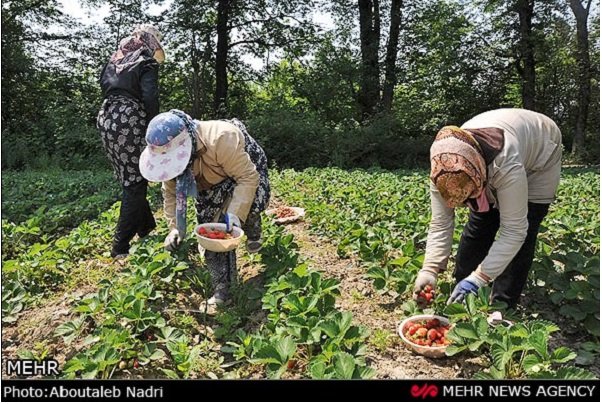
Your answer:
[430,126,487,209]
[169,110,199,237]
[110,26,163,75]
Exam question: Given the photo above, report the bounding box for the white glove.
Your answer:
[224,212,241,232]
[413,268,438,300]
[164,229,183,252]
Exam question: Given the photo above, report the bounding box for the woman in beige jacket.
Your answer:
[139,110,270,309]
[413,108,562,308]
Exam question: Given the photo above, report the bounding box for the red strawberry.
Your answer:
[415,327,428,338]
[427,329,439,341]
[133,359,140,369]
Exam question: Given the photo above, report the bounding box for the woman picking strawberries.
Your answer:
[414,108,562,308]
[139,110,270,312]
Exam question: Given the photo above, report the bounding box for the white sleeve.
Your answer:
[423,182,456,272]
[479,165,529,279]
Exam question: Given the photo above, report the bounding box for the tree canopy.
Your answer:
[1,0,599,169]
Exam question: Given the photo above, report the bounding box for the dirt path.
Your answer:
[279,218,477,379]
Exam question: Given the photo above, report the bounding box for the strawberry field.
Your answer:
[1,167,599,380]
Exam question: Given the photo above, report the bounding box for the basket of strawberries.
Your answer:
[265,206,305,224]
[194,223,244,252]
[398,315,452,358]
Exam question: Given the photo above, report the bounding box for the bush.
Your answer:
[247,107,432,170]
[246,108,333,169]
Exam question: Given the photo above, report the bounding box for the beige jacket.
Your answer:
[424,109,562,280]
[162,120,260,230]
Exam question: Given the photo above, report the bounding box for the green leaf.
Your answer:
[274,336,296,363]
[474,316,488,336]
[559,305,587,321]
[292,263,309,277]
[354,366,376,379]
[522,354,543,374]
[389,257,411,267]
[467,340,484,352]
[465,293,478,316]
[575,350,597,366]
[529,320,560,335]
[473,371,495,380]
[453,323,479,340]
[161,369,180,379]
[508,324,529,339]
[549,292,564,305]
[249,346,283,365]
[309,361,327,379]
[491,344,514,373]
[445,344,467,356]
[333,352,355,379]
[528,330,549,360]
[580,341,599,352]
[554,366,597,380]
[550,347,576,364]
[443,303,468,317]
[488,366,506,379]
[584,316,600,336]
[53,317,85,344]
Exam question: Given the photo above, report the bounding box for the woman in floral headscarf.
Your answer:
[97,25,165,258]
[414,108,562,308]
[139,110,270,314]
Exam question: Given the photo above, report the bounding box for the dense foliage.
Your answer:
[1,0,600,170]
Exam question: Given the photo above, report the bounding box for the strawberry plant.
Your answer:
[221,224,374,379]
[271,167,599,379]
[443,293,596,379]
[1,280,27,323]
[247,336,297,379]
[3,167,599,380]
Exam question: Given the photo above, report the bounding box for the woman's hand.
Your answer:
[224,213,241,232]
[447,271,489,304]
[164,229,182,252]
[413,268,438,300]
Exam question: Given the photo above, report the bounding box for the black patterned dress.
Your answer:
[97,95,156,256]
[97,95,147,187]
[195,118,270,299]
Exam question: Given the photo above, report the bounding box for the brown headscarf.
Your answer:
[430,126,486,206]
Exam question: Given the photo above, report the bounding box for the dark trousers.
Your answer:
[454,202,550,308]
[112,180,156,256]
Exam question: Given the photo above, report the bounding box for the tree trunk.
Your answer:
[214,0,230,117]
[200,31,213,119]
[382,0,403,112]
[568,0,592,155]
[191,32,201,118]
[516,0,536,110]
[358,0,381,120]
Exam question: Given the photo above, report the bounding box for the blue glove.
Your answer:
[224,212,241,233]
[447,272,488,305]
